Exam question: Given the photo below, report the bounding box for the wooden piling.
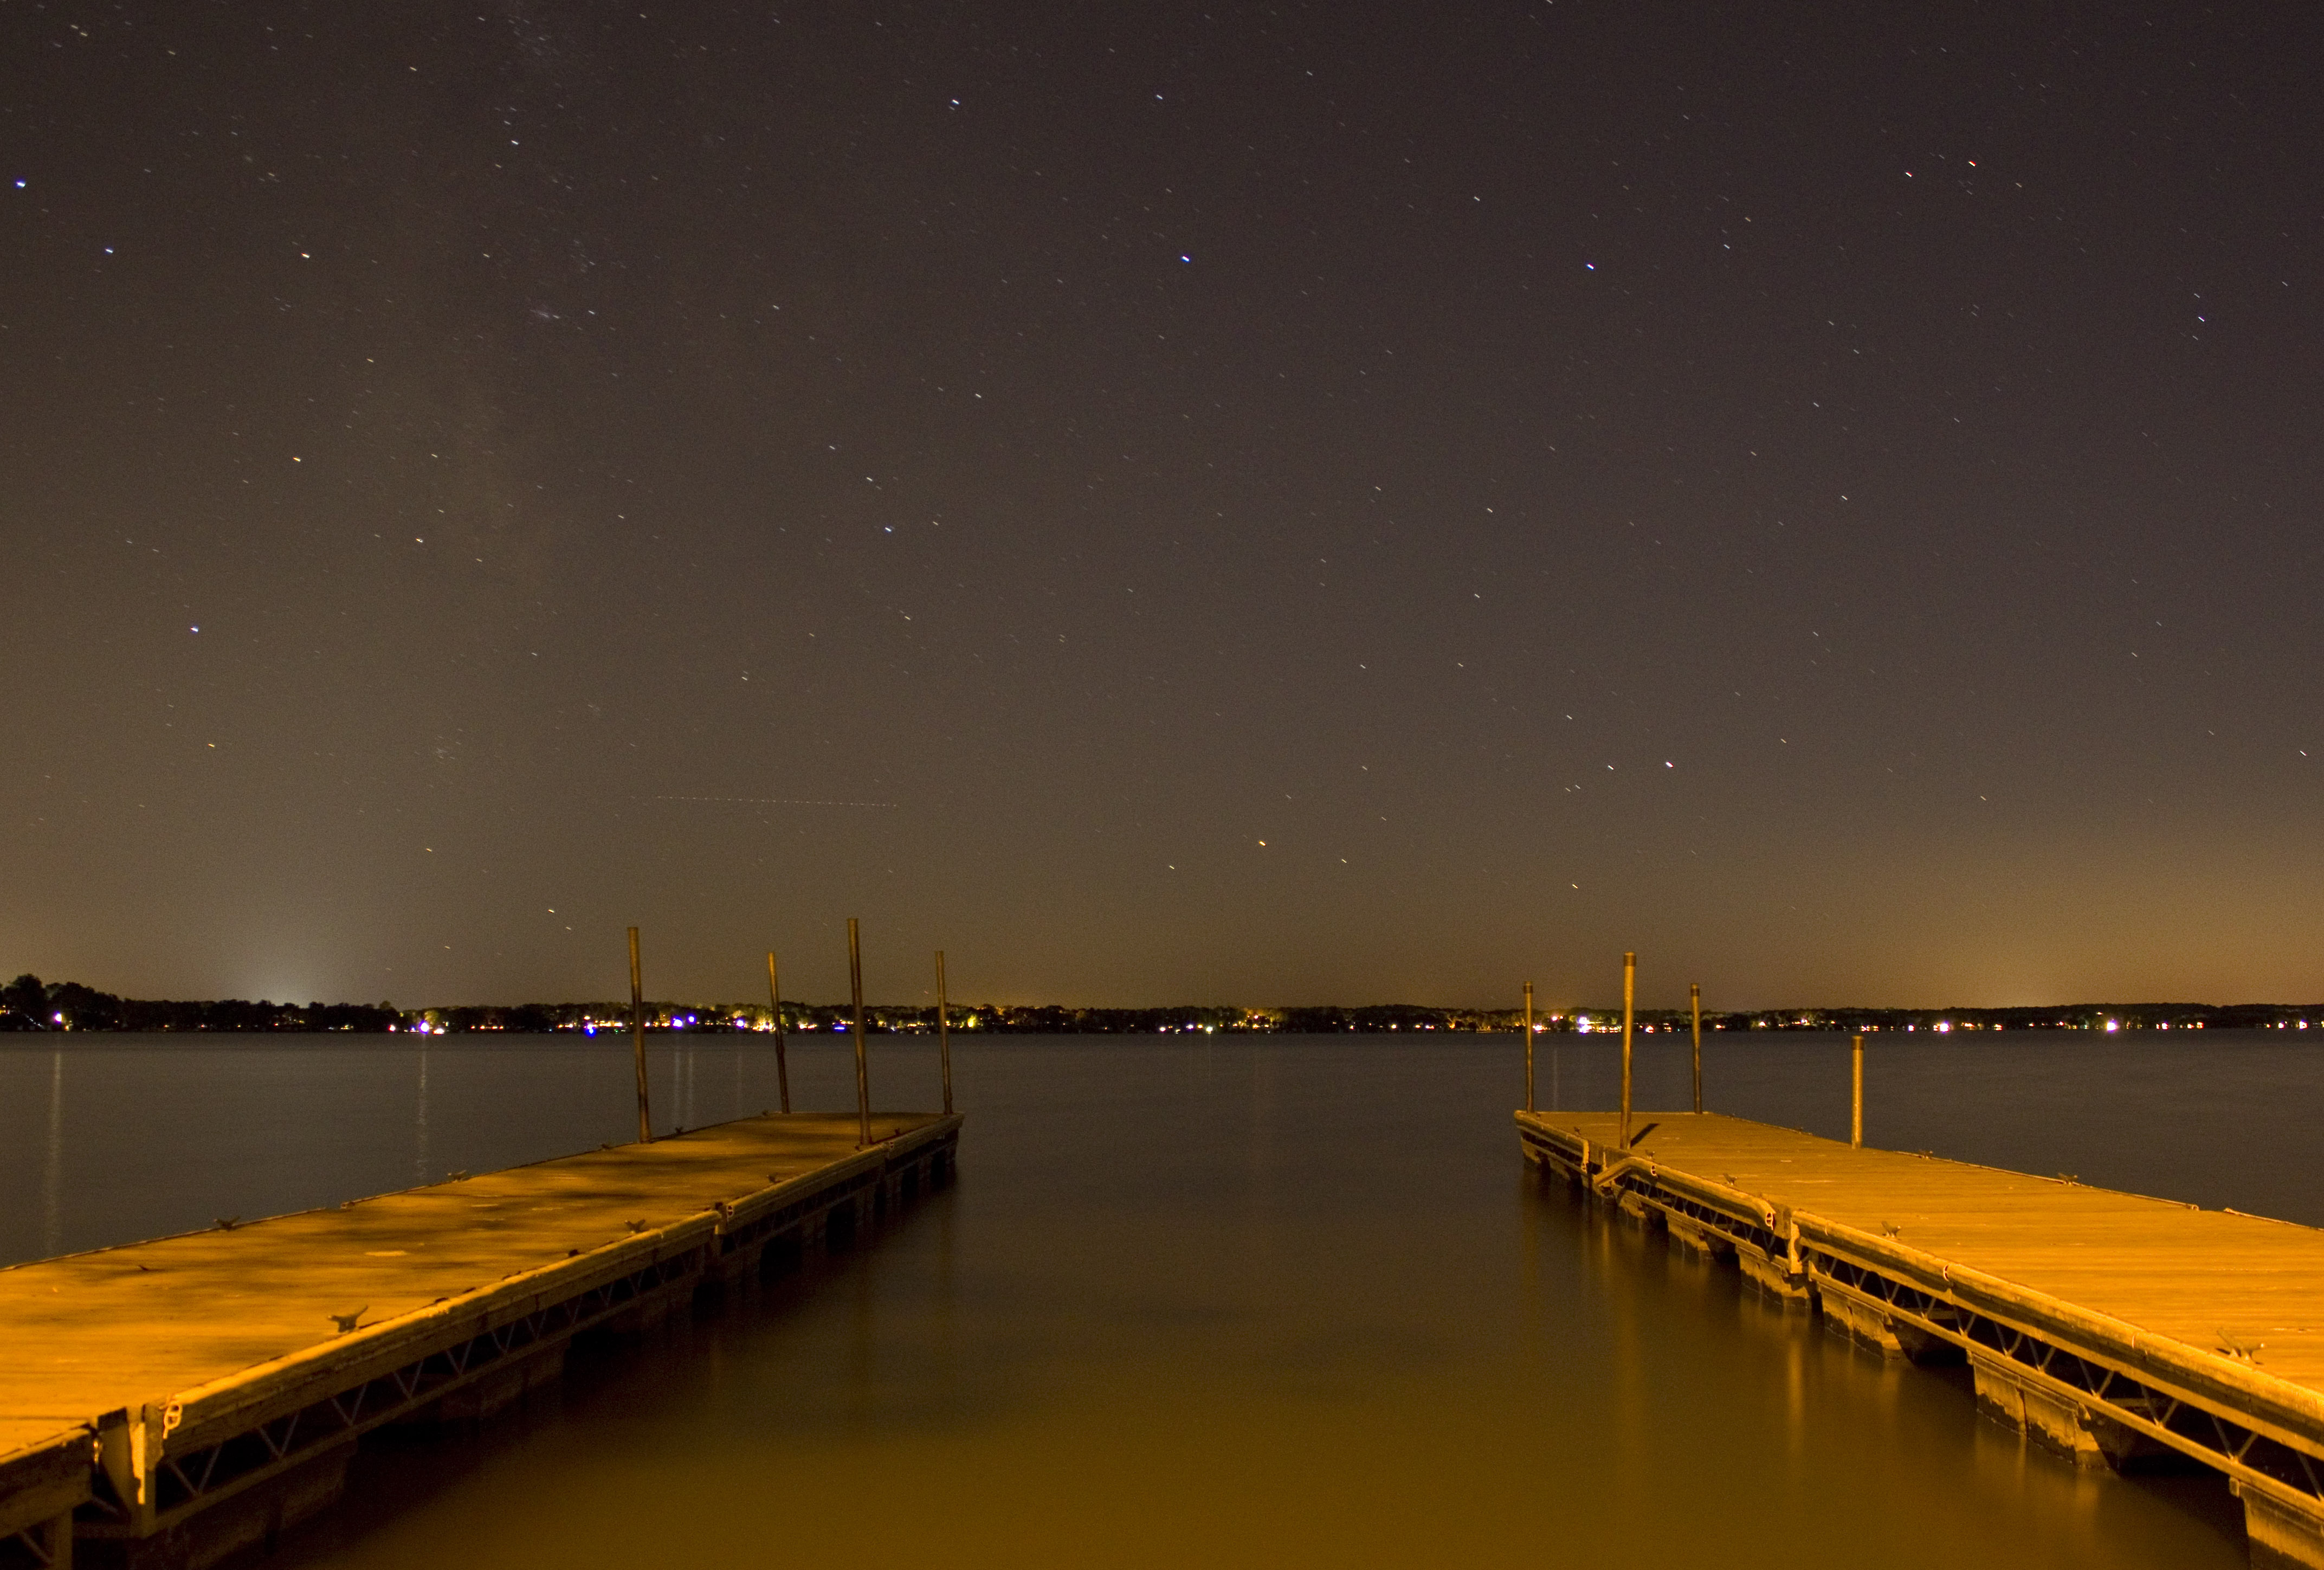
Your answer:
[1690,981,1703,1114]
[766,950,790,1114]
[1851,1032,1864,1149]
[935,950,953,1116]
[1523,981,1535,1113]
[848,918,871,1148]
[628,926,651,1144]
[1619,951,1636,1148]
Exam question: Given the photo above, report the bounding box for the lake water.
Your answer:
[3,1029,2317,1568]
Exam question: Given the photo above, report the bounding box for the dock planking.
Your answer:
[1519,1110,2324,1568]
[0,1110,960,1570]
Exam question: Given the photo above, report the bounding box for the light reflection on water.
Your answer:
[41,1049,64,1257]
[1,1031,2311,1568]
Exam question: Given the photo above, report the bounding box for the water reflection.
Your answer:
[0,1034,2306,1568]
[414,1046,429,1186]
[42,1050,63,1257]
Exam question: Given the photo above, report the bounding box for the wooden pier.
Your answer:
[1520,1110,2324,1568]
[0,1110,961,1570]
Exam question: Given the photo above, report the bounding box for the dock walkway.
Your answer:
[1519,1110,2324,1569]
[0,1110,960,1570]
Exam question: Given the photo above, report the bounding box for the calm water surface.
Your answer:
[3,1030,2317,1568]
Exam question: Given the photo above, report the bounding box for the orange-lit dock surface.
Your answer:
[0,1111,960,1569]
[1520,1110,2324,1568]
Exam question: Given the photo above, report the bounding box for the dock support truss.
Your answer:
[76,1250,704,1552]
[1519,1121,2324,1567]
[0,1517,71,1570]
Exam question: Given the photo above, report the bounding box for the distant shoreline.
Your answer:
[4,976,2320,1035]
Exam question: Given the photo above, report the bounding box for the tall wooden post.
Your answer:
[1690,981,1703,1114]
[935,950,953,1115]
[1851,1033,1864,1149]
[1522,981,1535,1112]
[628,927,652,1144]
[766,950,790,1114]
[1620,951,1636,1148]
[848,918,871,1148]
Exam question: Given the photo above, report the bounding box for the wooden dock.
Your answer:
[0,1110,961,1570]
[1519,1110,2324,1568]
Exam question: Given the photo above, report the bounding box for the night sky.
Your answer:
[7,2,2323,1011]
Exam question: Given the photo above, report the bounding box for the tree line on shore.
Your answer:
[5,974,2322,1036]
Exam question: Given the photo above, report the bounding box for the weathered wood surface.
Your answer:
[0,1110,957,1559]
[1,1112,944,1430]
[1519,1109,2324,1565]
[1526,1111,2324,1385]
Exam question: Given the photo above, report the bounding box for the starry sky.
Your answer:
[5,1,2323,1011]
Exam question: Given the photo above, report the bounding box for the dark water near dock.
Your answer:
[4,1031,2317,1567]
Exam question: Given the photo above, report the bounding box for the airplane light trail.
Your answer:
[647,796,900,808]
